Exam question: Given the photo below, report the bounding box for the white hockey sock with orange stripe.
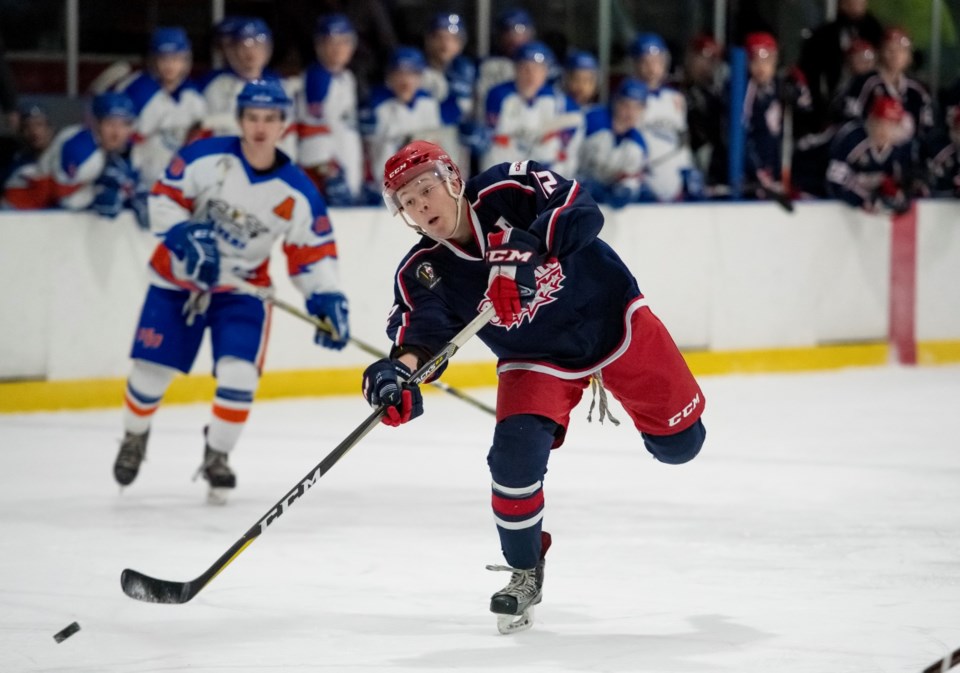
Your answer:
[207,356,259,453]
[123,360,176,435]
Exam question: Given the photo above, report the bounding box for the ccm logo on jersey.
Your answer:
[668,393,701,427]
[486,249,534,263]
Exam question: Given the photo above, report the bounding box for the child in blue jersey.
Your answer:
[361,140,706,634]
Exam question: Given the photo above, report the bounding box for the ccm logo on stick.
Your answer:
[668,393,701,427]
[486,250,534,263]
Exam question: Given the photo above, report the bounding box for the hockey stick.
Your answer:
[224,275,496,417]
[922,646,960,673]
[120,304,496,604]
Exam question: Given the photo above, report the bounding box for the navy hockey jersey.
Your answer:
[386,160,643,376]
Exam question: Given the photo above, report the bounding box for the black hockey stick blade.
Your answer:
[922,646,960,673]
[120,305,496,604]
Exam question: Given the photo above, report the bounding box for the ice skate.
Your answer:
[197,445,236,505]
[113,430,149,487]
[486,531,551,634]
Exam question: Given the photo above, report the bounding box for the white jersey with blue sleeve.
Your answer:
[201,69,300,159]
[295,62,363,196]
[359,86,443,184]
[578,106,648,192]
[114,71,207,187]
[147,136,341,298]
[481,81,582,177]
[640,85,694,201]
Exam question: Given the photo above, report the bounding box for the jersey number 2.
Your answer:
[533,170,557,196]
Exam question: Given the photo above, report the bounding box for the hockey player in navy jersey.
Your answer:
[827,95,914,213]
[113,80,350,503]
[362,140,706,633]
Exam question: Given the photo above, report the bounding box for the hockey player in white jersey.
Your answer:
[578,78,652,207]
[475,8,537,123]
[3,92,142,221]
[358,46,446,197]
[201,18,297,156]
[113,80,349,503]
[631,33,698,201]
[296,13,363,206]
[114,27,206,188]
[481,41,582,177]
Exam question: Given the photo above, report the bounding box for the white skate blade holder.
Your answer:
[496,607,535,634]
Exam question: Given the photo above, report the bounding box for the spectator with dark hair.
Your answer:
[827,96,914,214]
[926,107,960,198]
[798,0,885,126]
[0,104,53,188]
[681,34,726,186]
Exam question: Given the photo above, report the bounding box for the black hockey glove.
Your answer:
[362,358,423,427]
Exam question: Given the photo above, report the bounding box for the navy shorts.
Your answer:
[130,285,271,374]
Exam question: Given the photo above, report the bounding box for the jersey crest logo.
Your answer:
[416,262,441,290]
[312,215,332,236]
[168,155,186,178]
[508,160,529,176]
[272,196,295,221]
[480,259,565,330]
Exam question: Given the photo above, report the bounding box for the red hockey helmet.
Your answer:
[382,140,462,214]
[744,32,778,60]
[883,27,912,49]
[869,96,905,123]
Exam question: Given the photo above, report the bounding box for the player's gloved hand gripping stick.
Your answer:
[223,274,495,416]
[120,304,496,604]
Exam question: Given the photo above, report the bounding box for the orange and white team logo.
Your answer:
[480,259,565,330]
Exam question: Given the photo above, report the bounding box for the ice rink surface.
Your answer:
[1,365,959,673]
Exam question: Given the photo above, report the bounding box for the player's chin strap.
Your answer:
[586,370,620,426]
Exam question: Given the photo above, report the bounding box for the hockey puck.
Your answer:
[53,621,80,643]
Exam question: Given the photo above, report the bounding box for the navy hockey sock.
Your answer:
[487,414,557,569]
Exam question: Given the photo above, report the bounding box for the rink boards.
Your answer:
[1,200,959,412]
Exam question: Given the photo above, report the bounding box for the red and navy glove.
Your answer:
[484,228,543,324]
[362,358,423,426]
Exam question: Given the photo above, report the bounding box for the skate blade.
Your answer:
[207,487,231,505]
[495,607,535,635]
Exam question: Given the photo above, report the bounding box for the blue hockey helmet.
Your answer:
[631,32,668,58]
[232,17,272,44]
[91,92,136,120]
[514,40,554,66]
[388,46,426,73]
[315,13,355,38]
[236,79,291,117]
[430,12,467,38]
[150,27,191,54]
[614,77,649,104]
[496,8,535,33]
[214,15,245,39]
[564,49,598,72]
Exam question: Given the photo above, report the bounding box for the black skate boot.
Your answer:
[486,531,552,634]
[199,445,236,505]
[114,430,149,487]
